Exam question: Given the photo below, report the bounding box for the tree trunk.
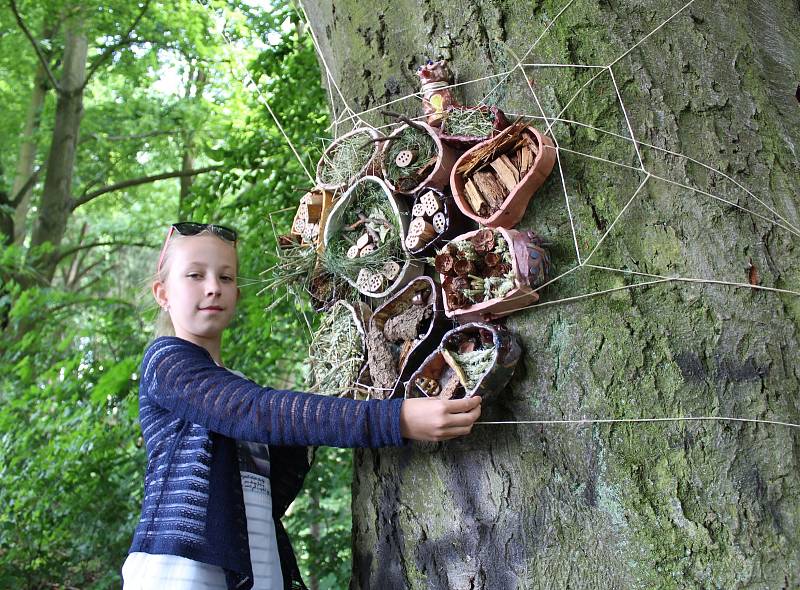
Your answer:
[303,1,800,588]
[11,23,55,247]
[29,16,88,283]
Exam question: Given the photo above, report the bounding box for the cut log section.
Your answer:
[367,272,385,293]
[408,217,436,243]
[359,243,376,257]
[405,234,421,250]
[420,190,441,216]
[356,268,371,291]
[356,233,371,249]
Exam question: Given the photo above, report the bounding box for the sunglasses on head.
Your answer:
[157,222,238,272]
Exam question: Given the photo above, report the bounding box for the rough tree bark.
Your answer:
[303,0,800,588]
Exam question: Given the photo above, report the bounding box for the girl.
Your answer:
[122,222,482,590]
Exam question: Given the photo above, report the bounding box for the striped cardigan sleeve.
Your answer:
[142,336,405,448]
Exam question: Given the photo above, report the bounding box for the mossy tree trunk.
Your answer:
[303,1,800,587]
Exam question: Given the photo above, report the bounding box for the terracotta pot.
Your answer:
[356,277,448,399]
[440,227,550,323]
[450,124,556,228]
[380,121,460,195]
[322,176,423,299]
[437,105,510,151]
[289,187,336,253]
[405,188,475,256]
[405,322,522,402]
[315,127,382,193]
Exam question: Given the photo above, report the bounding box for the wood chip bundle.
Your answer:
[456,121,539,218]
[434,228,515,311]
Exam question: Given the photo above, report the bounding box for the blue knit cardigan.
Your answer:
[128,336,405,590]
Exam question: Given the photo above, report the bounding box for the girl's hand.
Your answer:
[399,396,482,441]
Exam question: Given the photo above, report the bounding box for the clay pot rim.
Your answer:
[315,126,382,192]
[450,124,555,227]
[322,175,421,299]
[380,121,447,195]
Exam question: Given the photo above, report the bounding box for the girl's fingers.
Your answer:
[442,403,481,428]
[443,395,482,414]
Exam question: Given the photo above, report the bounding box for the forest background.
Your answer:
[0,0,350,588]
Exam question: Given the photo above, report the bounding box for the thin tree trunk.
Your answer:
[11,23,55,247]
[29,16,88,283]
[303,1,800,588]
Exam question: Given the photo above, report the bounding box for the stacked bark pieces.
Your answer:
[456,122,539,218]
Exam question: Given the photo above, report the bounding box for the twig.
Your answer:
[8,0,60,92]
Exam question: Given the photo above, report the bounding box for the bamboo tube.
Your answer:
[432,212,447,233]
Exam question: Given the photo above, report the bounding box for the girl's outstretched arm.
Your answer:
[141,336,480,448]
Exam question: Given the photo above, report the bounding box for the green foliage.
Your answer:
[0,0,353,587]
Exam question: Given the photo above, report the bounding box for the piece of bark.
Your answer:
[472,170,508,211]
[383,304,430,342]
[439,369,463,399]
[366,325,398,393]
[441,349,468,387]
[490,155,520,190]
[464,179,489,216]
[397,338,416,369]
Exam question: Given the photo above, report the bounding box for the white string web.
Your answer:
[196,0,800,430]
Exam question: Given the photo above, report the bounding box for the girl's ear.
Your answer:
[152,281,168,308]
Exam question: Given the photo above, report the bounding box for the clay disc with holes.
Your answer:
[395,149,417,168]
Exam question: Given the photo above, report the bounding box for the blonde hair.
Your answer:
[144,229,239,338]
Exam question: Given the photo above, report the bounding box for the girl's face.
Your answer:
[153,234,240,344]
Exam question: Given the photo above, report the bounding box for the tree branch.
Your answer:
[79,129,178,144]
[82,0,152,89]
[9,166,41,207]
[55,240,156,263]
[8,0,60,93]
[72,166,221,209]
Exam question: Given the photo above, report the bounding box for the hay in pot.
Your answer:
[316,127,380,192]
[307,301,366,397]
